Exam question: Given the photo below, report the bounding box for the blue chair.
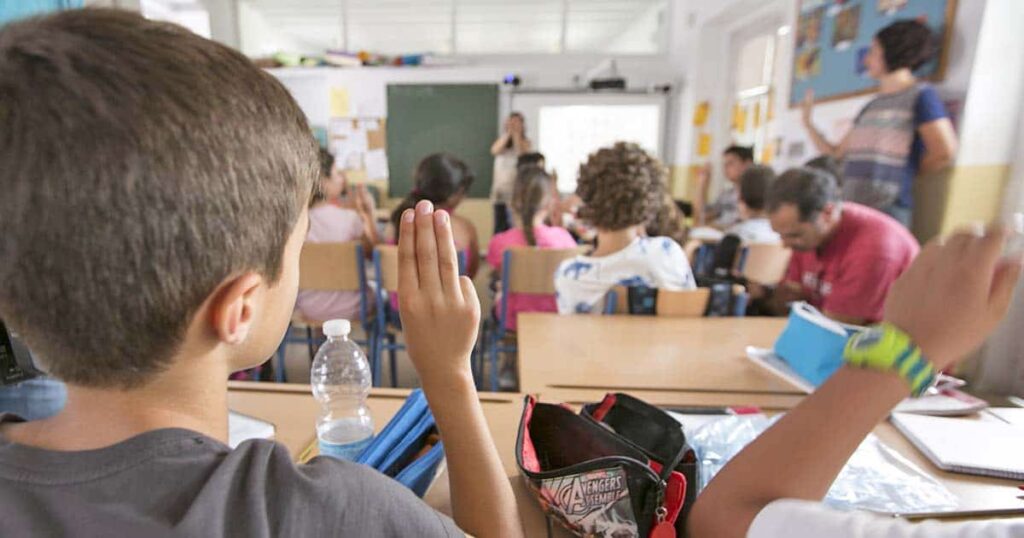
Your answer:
[372,245,467,388]
[480,247,582,391]
[274,242,374,383]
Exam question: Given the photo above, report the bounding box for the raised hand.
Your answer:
[884,224,1022,370]
[397,200,481,385]
[801,89,816,125]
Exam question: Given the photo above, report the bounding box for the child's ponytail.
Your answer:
[511,165,552,247]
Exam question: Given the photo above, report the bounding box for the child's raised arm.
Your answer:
[688,224,1023,538]
[397,200,525,538]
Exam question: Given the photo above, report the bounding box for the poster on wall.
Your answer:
[789,0,957,107]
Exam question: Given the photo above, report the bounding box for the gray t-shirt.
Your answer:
[0,414,463,537]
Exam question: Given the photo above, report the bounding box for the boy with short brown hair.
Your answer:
[0,9,521,537]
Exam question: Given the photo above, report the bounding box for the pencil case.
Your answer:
[773,302,863,386]
[517,393,695,538]
[355,389,444,497]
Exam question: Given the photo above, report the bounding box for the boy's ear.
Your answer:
[209,272,265,345]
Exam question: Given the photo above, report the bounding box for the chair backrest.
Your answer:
[504,246,586,295]
[709,234,743,276]
[656,288,712,317]
[299,242,363,292]
[604,285,711,317]
[739,243,792,286]
[374,245,400,292]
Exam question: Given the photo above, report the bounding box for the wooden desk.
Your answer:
[228,381,1024,534]
[226,381,524,475]
[517,314,801,398]
[516,420,1024,538]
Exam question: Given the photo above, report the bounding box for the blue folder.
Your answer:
[773,302,863,387]
[355,389,444,497]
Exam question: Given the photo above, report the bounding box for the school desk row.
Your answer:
[226,383,1023,534]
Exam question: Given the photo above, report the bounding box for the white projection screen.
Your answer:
[510,93,668,193]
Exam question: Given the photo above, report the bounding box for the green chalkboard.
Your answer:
[386,84,499,199]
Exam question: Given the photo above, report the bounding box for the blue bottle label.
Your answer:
[318,435,373,461]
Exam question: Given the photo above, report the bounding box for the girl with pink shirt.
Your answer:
[293,150,378,323]
[487,165,577,332]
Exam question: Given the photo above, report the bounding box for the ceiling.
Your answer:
[237,0,669,56]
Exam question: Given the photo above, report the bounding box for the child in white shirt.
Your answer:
[555,143,695,314]
[726,164,781,244]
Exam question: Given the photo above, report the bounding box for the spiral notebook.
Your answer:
[891,412,1024,480]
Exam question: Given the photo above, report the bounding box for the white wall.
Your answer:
[270,55,682,130]
[955,0,1024,168]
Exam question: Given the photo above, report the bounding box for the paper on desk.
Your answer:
[228,410,275,449]
[689,414,958,515]
[688,226,725,243]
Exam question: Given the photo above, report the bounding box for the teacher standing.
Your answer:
[801,20,958,227]
[490,112,532,235]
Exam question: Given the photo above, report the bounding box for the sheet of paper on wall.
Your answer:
[365,148,389,180]
[347,129,369,152]
[364,119,380,131]
[329,87,351,118]
[696,133,712,157]
[693,101,710,127]
[367,125,386,151]
[733,105,748,134]
[329,118,354,137]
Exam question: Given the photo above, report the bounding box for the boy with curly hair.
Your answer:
[555,142,696,313]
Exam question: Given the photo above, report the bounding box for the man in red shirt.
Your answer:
[755,167,919,324]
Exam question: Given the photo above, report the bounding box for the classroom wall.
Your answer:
[938,0,1024,235]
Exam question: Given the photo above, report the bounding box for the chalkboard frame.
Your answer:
[789,0,958,108]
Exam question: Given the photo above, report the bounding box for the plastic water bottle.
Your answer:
[311,319,374,460]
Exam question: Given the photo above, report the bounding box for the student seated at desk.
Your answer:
[293,149,379,322]
[388,153,480,278]
[689,224,1024,538]
[692,144,754,229]
[726,164,781,245]
[0,11,522,537]
[751,167,919,325]
[487,165,576,331]
[555,142,696,314]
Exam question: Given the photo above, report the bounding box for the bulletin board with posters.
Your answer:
[327,117,389,183]
[789,0,957,107]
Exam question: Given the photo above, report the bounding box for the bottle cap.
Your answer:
[322,319,351,337]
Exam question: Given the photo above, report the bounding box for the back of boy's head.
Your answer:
[516,152,545,169]
[0,9,318,389]
[390,153,473,229]
[576,142,665,231]
[511,165,551,246]
[738,164,776,211]
[723,145,755,163]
